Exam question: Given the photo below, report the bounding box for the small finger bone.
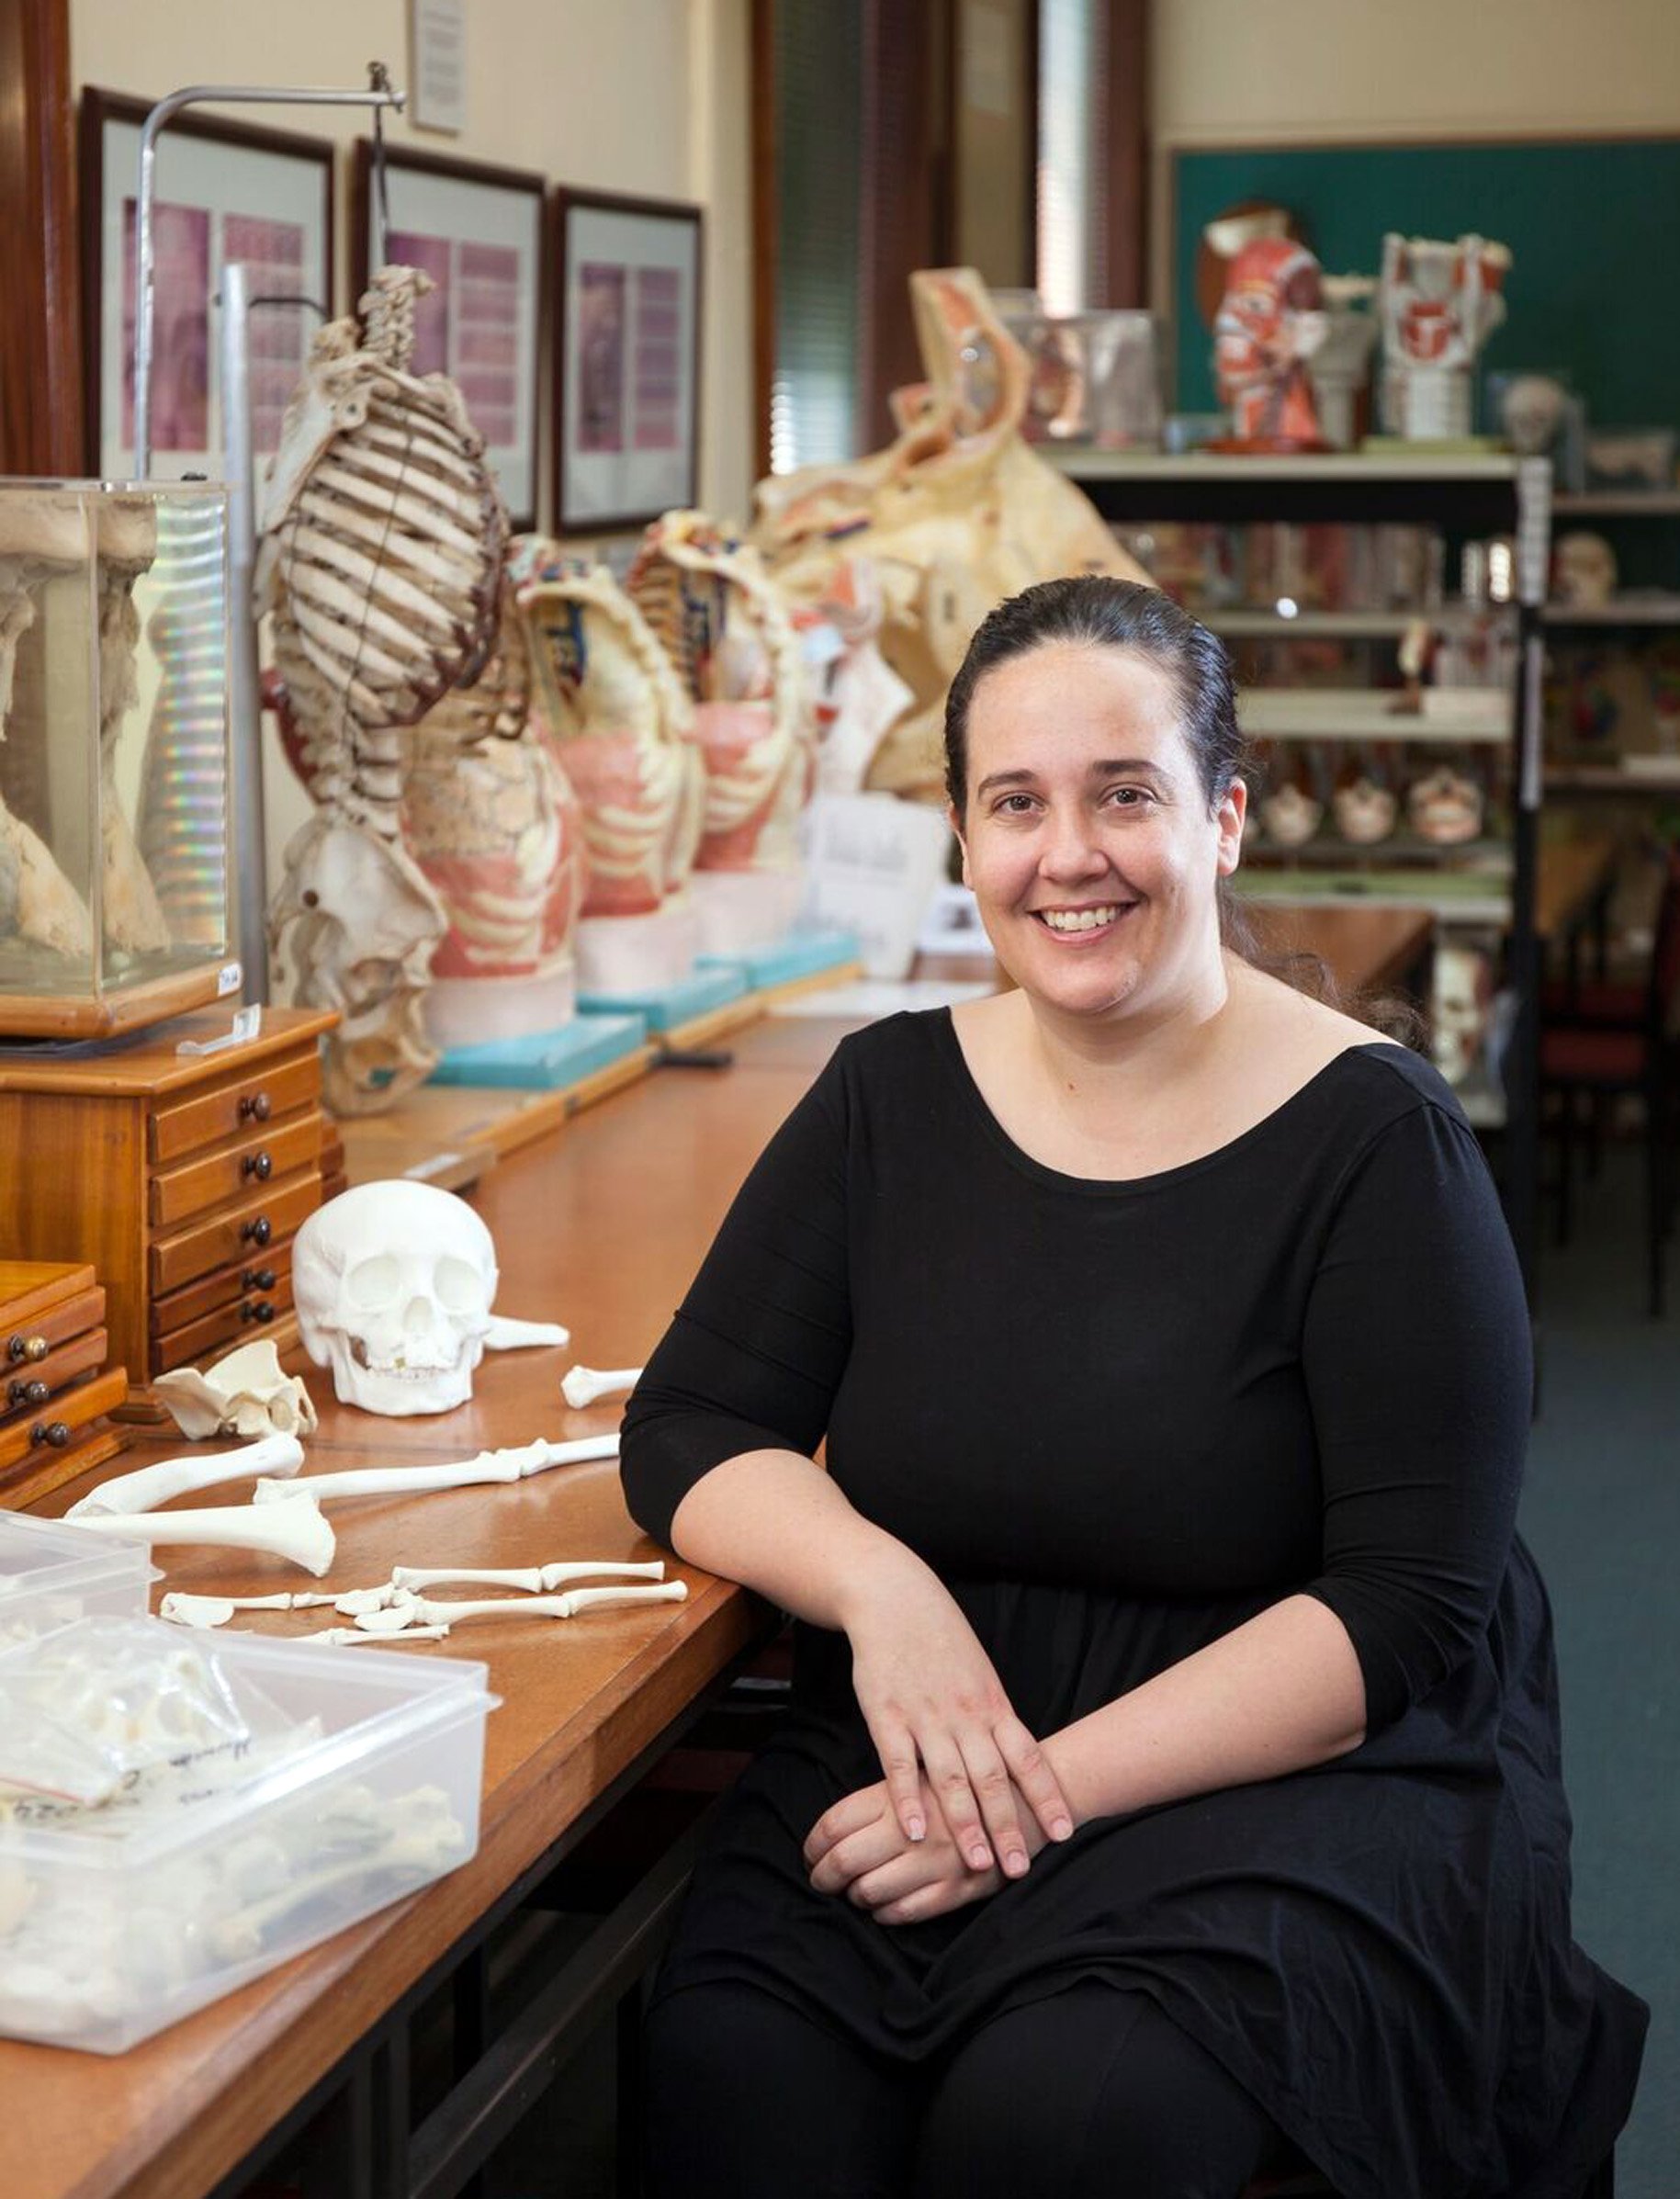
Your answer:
[561,1365,644,1409]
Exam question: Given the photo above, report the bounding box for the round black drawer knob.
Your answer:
[242,1150,274,1181]
[238,1090,272,1122]
[6,1333,49,1364]
[242,1215,274,1246]
[242,1267,276,1291]
[240,1301,276,1325]
[29,1421,70,1449]
[8,1378,50,1408]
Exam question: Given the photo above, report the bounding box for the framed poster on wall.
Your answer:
[352,141,546,529]
[553,186,703,534]
[79,87,334,479]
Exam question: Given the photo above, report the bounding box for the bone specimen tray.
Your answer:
[0,1008,337,1415]
[0,1259,129,1505]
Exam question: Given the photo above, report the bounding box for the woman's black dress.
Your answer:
[620,1012,1646,2199]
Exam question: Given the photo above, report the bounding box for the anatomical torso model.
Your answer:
[751,267,1147,800]
[513,550,705,993]
[1380,233,1511,442]
[626,512,816,952]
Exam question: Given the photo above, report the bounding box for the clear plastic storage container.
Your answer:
[0,1510,155,1648]
[0,479,237,1037]
[0,1617,495,2053]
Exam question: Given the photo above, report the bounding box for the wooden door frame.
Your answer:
[0,0,84,475]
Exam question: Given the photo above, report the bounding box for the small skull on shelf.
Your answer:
[293,1181,498,1415]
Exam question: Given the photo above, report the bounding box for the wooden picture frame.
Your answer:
[79,86,334,479]
[552,186,703,534]
[352,141,547,530]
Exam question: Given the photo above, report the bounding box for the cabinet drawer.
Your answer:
[152,1270,297,1375]
[0,1327,108,1422]
[149,1110,321,1228]
[149,1048,321,1165]
[149,1170,320,1296]
[150,1243,294,1337]
[0,1366,129,1476]
[4,1285,105,1365]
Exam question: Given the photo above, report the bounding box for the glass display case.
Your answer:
[0,479,236,1037]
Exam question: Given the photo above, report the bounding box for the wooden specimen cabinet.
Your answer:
[0,1258,128,1503]
[0,1008,336,1411]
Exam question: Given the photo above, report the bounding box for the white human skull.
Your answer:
[1552,531,1618,609]
[1500,375,1566,456]
[292,1181,498,1415]
[1432,944,1493,1085]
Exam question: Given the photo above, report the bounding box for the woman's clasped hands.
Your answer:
[806,1549,1076,1924]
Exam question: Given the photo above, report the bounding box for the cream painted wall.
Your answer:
[1148,0,1680,313]
[70,0,754,940]
[70,0,754,528]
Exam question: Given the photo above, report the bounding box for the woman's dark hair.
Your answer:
[944,576,1242,819]
[942,575,1422,1041]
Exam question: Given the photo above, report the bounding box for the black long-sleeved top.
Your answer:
[619,1012,1644,2199]
[623,1012,1531,1731]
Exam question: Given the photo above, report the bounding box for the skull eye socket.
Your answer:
[435,1257,485,1314]
[346,1255,401,1310]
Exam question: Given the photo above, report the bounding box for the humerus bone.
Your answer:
[485,1314,571,1352]
[66,1433,305,1519]
[390,1559,665,1594]
[159,1589,336,1629]
[560,1364,642,1409]
[67,1497,336,1576]
[252,1432,619,1506]
[356,1581,687,1632]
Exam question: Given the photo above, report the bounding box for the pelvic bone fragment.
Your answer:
[253,1433,619,1506]
[152,1339,319,1441]
[66,1433,305,1519]
[69,1498,337,1577]
[560,1363,643,1409]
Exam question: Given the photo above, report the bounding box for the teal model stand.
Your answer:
[696,928,860,993]
[427,1010,648,1090]
[576,964,748,1034]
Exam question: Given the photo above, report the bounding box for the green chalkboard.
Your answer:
[1172,139,1680,433]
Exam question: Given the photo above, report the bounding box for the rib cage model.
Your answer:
[625,513,814,874]
[513,551,704,920]
[259,266,506,1114]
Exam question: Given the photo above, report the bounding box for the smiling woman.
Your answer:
[619,577,1645,2199]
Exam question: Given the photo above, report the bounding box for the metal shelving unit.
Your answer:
[1044,449,1550,1294]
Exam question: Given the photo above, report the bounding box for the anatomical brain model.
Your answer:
[260,266,507,1113]
[626,512,814,878]
[750,267,1147,800]
[1212,236,1329,449]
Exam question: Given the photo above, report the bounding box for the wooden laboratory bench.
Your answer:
[5,1022,838,2199]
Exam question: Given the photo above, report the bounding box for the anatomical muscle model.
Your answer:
[260,266,507,1113]
[751,268,1147,800]
[1380,233,1511,442]
[1212,237,1330,450]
